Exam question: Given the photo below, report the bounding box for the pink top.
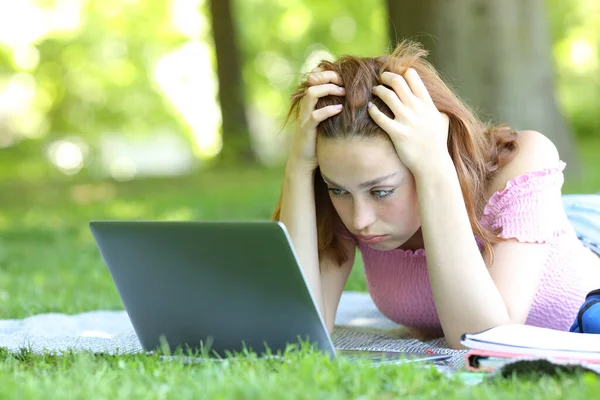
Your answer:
[338,161,593,333]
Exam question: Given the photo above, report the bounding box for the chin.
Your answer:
[366,239,404,251]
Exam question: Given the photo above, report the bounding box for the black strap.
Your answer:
[578,299,600,333]
[585,289,600,299]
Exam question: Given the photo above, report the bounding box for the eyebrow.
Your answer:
[321,172,399,190]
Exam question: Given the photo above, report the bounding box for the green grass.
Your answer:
[2,347,599,399]
[1,136,600,398]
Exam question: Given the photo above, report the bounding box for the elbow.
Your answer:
[444,329,468,350]
[447,338,468,350]
[325,317,335,336]
[445,318,513,350]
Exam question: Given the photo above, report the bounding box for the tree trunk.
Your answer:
[208,0,255,165]
[386,0,580,175]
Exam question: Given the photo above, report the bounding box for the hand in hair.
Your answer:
[288,67,346,170]
[368,68,450,178]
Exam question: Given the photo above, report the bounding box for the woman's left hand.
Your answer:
[368,69,451,178]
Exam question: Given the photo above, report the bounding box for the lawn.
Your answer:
[0,137,599,399]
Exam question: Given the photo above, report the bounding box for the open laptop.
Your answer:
[89,220,450,364]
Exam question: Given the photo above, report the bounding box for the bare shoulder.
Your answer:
[487,130,560,196]
[513,130,559,165]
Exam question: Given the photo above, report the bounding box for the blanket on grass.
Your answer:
[1,291,597,377]
[0,292,463,366]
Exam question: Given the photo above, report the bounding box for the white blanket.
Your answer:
[0,291,466,368]
[2,291,598,376]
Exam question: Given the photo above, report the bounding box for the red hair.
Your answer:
[272,40,518,265]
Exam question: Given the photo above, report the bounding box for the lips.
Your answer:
[356,234,389,244]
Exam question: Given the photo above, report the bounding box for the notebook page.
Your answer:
[462,324,600,353]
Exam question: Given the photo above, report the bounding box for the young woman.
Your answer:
[272,40,600,348]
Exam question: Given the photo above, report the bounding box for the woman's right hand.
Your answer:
[288,68,346,171]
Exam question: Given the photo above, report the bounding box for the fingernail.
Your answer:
[367,102,373,109]
[371,86,377,92]
[335,104,343,109]
[339,87,345,93]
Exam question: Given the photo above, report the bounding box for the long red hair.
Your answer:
[272,40,518,266]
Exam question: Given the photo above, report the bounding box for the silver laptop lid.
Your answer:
[89,220,335,357]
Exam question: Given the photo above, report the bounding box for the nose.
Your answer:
[352,199,376,232]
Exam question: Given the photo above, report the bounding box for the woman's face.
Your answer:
[316,135,421,251]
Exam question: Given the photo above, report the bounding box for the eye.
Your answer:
[327,188,347,197]
[372,189,394,198]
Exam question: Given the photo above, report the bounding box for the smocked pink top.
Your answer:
[339,161,594,333]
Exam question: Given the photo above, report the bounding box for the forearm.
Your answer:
[415,159,510,348]
[278,161,324,316]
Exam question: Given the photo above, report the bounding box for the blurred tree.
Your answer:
[386,0,581,173]
[208,0,255,165]
[1,0,596,182]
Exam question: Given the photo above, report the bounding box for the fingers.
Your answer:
[306,83,345,99]
[380,72,414,106]
[308,104,343,126]
[301,83,345,115]
[371,85,408,117]
[403,68,434,105]
[307,69,343,86]
[367,102,403,135]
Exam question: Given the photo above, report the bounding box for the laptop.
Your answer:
[89,220,450,364]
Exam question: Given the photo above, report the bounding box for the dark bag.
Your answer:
[569,289,600,334]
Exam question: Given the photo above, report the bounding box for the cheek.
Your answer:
[381,190,420,225]
[390,178,419,221]
[380,200,416,222]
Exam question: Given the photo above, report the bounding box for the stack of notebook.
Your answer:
[460,324,600,372]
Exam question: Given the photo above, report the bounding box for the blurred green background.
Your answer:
[0,0,599,316]
[0,0,599,184]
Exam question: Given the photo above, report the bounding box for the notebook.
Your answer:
[460,324,600,371]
